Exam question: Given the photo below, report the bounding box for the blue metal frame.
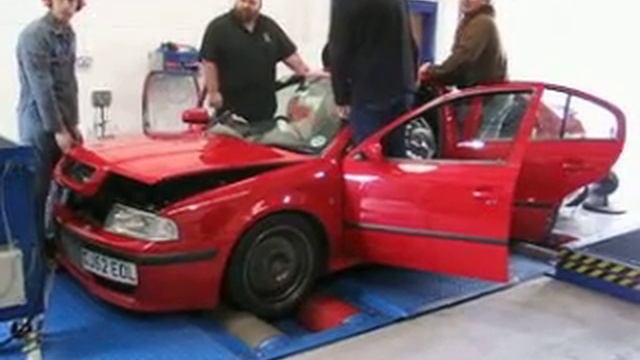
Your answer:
[554,229,640,305]
[409,0,439,64]
[1,255,549,359]
[0,138,45,322]
[555,269,640,304]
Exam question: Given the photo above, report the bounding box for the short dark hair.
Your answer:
[42,0,85,11]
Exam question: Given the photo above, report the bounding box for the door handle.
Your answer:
[562,160,588,172]
[472,187,496,202]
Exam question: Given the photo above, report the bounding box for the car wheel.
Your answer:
[224,214,322,319]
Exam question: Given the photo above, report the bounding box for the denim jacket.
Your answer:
[16,12,78,139]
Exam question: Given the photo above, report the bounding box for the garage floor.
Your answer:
[1,206,637,359]
[297,208,640,360]
[297,278,640,360]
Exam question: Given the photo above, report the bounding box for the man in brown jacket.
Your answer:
[419,0,507,88]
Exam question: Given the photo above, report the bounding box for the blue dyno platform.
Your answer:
[1,255,548,360]
[555,229,640,304]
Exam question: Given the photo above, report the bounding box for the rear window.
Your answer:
[532,89,619,141]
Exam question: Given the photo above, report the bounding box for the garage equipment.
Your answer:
[0,137,47,359]
[555,229,640,304]
[90,90,114,140]
[582,172,627,215]
[142,42,201,134]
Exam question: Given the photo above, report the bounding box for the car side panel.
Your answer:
[164,158,347,307]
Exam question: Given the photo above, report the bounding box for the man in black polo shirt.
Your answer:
[200,0,310,124]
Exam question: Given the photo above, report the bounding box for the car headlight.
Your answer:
[105,204,179,242]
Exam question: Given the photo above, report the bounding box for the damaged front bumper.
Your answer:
[54,204,221,312]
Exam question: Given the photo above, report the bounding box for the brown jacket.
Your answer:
[431,5,507,88]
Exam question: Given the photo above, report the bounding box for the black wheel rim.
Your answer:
[245,225,313,304]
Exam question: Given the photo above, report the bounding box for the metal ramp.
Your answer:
[555,229,640,304]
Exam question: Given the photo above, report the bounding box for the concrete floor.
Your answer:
[296,209,640,360]
[297,278,640,360]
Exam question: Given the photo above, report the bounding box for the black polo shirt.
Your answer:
[200,12,297,123]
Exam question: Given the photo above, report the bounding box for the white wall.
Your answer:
[0,0,456,141]
[0,0,333,140]
[433,0,459,62]
[4,0,634,208]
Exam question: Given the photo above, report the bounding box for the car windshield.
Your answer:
[208,76,343,154]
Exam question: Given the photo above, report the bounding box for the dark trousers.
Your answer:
[349,94,414,157]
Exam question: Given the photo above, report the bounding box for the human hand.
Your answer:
[418,62,432,83]
[307,69,330,79]
[70,126,84,144]
[208,91,224,110]
[55,131,75,153]
[337,105,351,120]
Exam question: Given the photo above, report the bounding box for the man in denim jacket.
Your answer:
[16,0,85,246]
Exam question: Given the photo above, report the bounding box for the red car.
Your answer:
[52,76,625,318]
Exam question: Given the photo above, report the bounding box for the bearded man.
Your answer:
[200,0,310,123]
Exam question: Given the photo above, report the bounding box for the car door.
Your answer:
[520,85,626,204]
[510,85,626,242]
[342,84,543,282]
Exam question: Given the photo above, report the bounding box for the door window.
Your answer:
[384,90,534,162]
[532,89,619,141]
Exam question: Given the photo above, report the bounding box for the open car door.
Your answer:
[343,84,544,282]
[511,85,627,242]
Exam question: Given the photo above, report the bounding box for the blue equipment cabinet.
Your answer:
[0,136,46,323]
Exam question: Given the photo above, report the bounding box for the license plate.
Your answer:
[81,249,139,286]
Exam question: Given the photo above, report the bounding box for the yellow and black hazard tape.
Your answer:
[557,248,640,290]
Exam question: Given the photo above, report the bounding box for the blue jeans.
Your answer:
[350,94,414,157]
[19,118,61,250]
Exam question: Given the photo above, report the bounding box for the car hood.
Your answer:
[70,133,309,185]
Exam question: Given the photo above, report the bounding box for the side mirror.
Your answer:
[182,108,210,125]
[355,142,384,162]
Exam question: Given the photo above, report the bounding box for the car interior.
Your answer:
[384,90,533,162]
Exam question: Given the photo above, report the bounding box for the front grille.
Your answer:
[65,190,111,226]
[94,277,136,294]
[62,158,96,184]
[59,164,285,230]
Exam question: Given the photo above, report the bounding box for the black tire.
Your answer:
[224,214,322,319]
